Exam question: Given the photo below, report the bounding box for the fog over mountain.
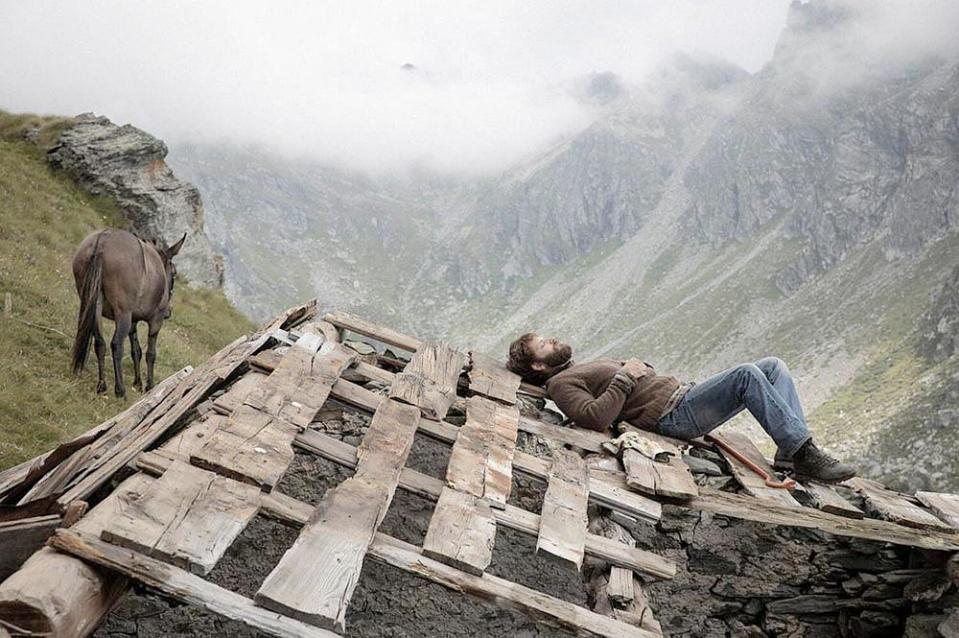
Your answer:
[1,0,793,173]
[3,0,959,490]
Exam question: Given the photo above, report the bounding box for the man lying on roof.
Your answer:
[506,333,855,483]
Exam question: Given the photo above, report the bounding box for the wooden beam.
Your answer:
[710,431,797,506]
[56,328,269,508]
[98,461,260,575]
[422,487,496,575]
[369,533,659,638]
[607,567,635,607]
[322,311,422,352]
[802,482,863,519]
[536,448,589,570]
[49,529,339,638]
[915,491,959,529]
[388,341,465,420]
[688,486,959,551]
[619,429,698,500]
[1,367,189,507]
[467,351,521,404]
[518,415,610,453]
[446,396,519,508]
[243,343,355,429]
[847,478,954,532]
[0,515,61,580]
[255,399,421,631]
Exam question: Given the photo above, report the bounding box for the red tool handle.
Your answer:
[705,434,796,490]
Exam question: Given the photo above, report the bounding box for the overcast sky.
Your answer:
[2,1,955,175]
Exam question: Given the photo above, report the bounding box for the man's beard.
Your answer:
[542,344,573,368]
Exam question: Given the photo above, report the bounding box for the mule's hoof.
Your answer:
[133,381,143,392]
[96,382,107,394]
[115,389,126,399]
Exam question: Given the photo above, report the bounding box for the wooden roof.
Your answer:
[1,301,957,637]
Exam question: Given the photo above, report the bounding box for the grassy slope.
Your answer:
[0,112,253,469]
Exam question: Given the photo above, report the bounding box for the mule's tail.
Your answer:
[72,239,104,374]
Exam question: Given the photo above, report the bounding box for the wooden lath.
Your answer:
[255,398,421,631]
[536,448,590,570]
[388,340,466,420]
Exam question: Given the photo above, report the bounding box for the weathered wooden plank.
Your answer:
[847,478,954,532]
[711,431,799,506]
[388,341,465,420]
[99,461,260,575]
[467,350,521,404]
[422,487,496,575]
[536,448,589,570]
[370,533,659,638]
[447,396,519,508]
[519,415,610,453]
[16,446,94,505]
[212,371,268,416]
[607,567,635,607]
[0,515,61,580]
[244,343,355,429]
[191,405,299,492]
[802,481,864,519]
[689,486,959,551]
[255,399,421,631]
[624,447,698,500]
[322,311,422,352]
[915,491,959,529]
[50,529,339,638]
[160,412,228,459]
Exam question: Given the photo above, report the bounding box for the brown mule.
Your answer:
[71,228,185,398]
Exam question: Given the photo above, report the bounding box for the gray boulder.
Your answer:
[48,113,223,288]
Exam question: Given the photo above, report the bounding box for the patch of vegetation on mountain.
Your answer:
[0,111,253,470]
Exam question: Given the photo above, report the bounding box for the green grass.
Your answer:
[0,113,253,469]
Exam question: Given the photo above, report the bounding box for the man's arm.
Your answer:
[549,370,637,432]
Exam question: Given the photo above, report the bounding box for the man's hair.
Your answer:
[507,332,549,385]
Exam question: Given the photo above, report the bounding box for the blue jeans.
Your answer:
[657,357,812,458]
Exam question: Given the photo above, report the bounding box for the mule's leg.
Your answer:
[145,320,161,392]
[93,315,107,395]
[111,312,132,399]
[129,322,143,392]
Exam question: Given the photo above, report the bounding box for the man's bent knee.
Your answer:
[755,356,786,377]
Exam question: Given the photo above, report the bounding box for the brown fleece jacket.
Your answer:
[544,359,680,433]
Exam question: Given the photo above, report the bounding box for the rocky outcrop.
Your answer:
[920,264,959,363]
[48,113,223,287]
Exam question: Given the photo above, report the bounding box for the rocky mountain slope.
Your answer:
[169,0,959,491]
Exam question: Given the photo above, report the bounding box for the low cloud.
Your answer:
[13,1,953,175]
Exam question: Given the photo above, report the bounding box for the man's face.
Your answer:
[528,334,573,371]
